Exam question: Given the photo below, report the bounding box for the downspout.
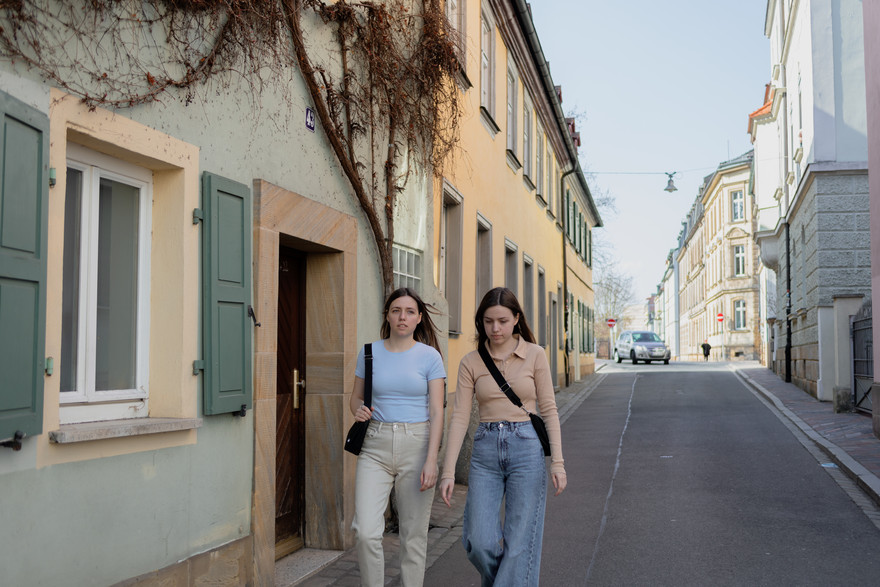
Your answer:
[785,222,792,382]
[561,167,577,386]
[781,62,792,383]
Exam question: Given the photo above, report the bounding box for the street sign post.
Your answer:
[607,318,617,328]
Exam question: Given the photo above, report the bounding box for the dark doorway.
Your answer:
[276,247,307,559]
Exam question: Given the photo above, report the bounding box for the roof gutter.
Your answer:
[512,0,602,228]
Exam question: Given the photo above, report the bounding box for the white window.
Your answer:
[505,241,518,295]
[447,0,465,55]
[506,68,517,153]
[734,300,746,330]
[535,132,544,197]
[734,244,746,276]
[393,245,422,292]
[480,14,494,114]
[523,102,532,178]
[441,189,463,334]
[731,190,744,221]
[476,215,492,302]
[523,255,534,327]
[61,144,152,424]
[537,268,547,346]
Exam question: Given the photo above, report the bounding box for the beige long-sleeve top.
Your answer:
[441,336,565,479]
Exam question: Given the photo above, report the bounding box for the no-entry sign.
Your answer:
[717,313,724,323]
[607,318,617,328]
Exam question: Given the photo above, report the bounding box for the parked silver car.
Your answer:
[614,330,670,364]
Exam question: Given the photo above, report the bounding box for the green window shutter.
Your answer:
[201,172,253,415]
[0,91,49,441]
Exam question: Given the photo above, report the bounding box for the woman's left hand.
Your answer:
[420,459,438,491]
[552,472,567,496]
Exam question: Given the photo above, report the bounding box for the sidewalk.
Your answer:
[281,366,608,586]
[731,361,880,505]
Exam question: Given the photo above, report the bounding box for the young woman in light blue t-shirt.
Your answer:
[350,287,446,587]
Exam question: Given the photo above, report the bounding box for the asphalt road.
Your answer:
[425,362,880,586]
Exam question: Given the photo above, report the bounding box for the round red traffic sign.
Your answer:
[606,318,617,328]
[717,313,724,323]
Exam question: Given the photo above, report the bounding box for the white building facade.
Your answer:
[752,0,870,399]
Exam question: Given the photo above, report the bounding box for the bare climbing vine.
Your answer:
[0,0,461,293]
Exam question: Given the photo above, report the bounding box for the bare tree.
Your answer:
[594,259,637,327]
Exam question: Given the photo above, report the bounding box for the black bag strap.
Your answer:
[478,344,528,413]
[363,343,373,408]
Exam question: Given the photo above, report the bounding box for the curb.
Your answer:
[732,366,880,508]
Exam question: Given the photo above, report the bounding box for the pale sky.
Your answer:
[529,0,771,301]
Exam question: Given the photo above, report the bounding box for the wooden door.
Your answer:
[275,247,306,559]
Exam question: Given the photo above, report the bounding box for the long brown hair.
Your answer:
[380,287,442,355]
[474,287,535,349]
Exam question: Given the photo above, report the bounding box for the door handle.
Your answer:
[292,369,306,409]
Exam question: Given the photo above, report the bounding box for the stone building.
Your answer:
[677,152,761,361]
[752,0,870,399]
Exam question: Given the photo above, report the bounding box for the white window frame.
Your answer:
[734,299,747,330]
[506,67,518,154]
[447,0,466,56]
[504,239,518,295]
[537,267,547,346]
[61,143,152,424]
[523,100,532,178]
[535,130,544,197]
[440,186,463,334]
[523,254,534,327]
[731,190,744,221]
[393,244,423,292]
[480,12,495,115]
[733,244,746,276]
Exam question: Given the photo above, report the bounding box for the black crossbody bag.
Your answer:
[478,344,551,456]
[344,343,372,455]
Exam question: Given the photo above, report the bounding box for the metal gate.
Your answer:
[852,300,873,414]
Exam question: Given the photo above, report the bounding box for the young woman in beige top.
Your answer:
[439,287,566,586]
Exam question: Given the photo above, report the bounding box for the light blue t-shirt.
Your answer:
[355,340,446,423]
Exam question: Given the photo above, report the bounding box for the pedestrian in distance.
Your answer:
[701,339,711,361]
[439,287,567,587]
[350,287,446,587]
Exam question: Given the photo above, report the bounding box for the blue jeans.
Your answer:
[463,421,548,587]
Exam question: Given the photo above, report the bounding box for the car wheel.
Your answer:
[646,360,652,364]
[631,351,638,365]
[615,350,622,363]
[664,359,670,365]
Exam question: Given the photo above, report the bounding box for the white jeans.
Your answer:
[353,420,434,587]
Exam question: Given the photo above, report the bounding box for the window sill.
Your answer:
[506,149,521,171]
[480,107,500,135]
[535,193,547,208]
[49,417,202,444]
[523,175,536,192]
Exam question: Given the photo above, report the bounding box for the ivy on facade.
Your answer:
[0,0,461,293]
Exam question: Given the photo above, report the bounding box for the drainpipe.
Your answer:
[561,167,577,386]
[785,222,792,382]
[781,63,792,383]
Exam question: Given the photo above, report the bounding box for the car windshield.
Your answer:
[633,332,662,343]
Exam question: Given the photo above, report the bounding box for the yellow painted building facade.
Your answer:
[435,0,601,416]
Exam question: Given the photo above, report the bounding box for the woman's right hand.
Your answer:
[439,478,455,507]
[354,404,372,422]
